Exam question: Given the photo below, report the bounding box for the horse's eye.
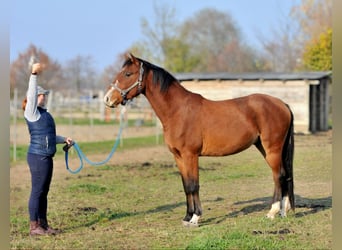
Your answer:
[125,72,132,77]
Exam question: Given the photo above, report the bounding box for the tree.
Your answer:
[302,28,332,71]
[130,2,201,73]
[257,9,302,72]
[292,0,332,71]
[215,40,266,72]
[260,29,302,72]
[137,1,179,66]
[63,55,97,94]
[291,0,332,43]
[179,8,261,73]
[259,0,332,72]
[162,37,201,73]
[135,6,261,73]
[99,52,127,88]
[10,44,62,98]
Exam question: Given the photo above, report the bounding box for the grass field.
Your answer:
[10,131,332,249]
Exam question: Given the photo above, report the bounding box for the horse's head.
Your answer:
[104,53,144,108]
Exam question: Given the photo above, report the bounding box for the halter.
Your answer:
[110,62,144,105]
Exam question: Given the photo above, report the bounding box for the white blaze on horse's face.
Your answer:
[104,80,121,108]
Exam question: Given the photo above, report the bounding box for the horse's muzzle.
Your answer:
[104,95,119,108]
[104,99,118,108]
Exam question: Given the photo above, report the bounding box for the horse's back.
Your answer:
[202,93,290,125]
[198,93,291,156]
[232,93,286,109]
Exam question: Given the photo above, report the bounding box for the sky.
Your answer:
[10,0,301,72]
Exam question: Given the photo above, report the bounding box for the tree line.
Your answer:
[10,0,331,98]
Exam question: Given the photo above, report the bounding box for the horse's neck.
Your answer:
[144,79,190,124]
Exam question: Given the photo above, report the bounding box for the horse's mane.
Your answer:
[122,57,178,93]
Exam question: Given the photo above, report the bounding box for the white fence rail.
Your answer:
[10,89,162,162]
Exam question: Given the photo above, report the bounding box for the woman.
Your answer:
[22,63,73,236]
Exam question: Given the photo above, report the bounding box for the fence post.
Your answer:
[47,90,53,112]
[12,88,18,162]
[89,90,94,129]
[98,90,105,121]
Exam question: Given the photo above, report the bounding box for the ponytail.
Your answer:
[22,97,27,111]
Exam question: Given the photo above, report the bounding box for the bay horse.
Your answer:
[104,53,294,227]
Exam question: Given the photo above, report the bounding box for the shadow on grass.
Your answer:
[200,195,332,226]
[63,195,331,231]
[63,201,187,231]
[145,202,186,214]
[294,195,332,217]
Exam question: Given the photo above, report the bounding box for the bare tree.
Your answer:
[258,0,332,72]
[181,8,239,58]
[10,44,63,98]
[180,8,261,73]
[63,55,97,94]
[291,0,332,43]
[98,52,127,89]
[258,20,302,72]
[133,1,179,66]
[135,6,261,73]
[215,40,265,72]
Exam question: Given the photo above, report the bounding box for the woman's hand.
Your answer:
[65,137,73,145]
[31,63,44,74]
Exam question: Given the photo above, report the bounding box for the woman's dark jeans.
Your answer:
[27,153,53,221]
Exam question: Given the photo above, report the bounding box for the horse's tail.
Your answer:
[282,105,295,211]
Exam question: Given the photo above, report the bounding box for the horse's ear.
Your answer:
[127,53,137,63]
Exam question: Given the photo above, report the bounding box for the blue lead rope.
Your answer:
[64,109,125,174]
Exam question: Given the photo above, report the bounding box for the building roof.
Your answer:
[174,71,332,82]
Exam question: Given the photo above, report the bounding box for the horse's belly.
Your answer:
[200,133,258,156]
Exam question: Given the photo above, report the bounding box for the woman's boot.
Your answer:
[29,221,47,236]
[38,218,61,235]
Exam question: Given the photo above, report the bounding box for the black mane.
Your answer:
[122,57,178,92]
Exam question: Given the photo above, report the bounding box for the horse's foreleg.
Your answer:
[183,179,202,227]
[183,192,194,222]
[175,155,202,227]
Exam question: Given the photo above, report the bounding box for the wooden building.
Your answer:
[175,72,331,134]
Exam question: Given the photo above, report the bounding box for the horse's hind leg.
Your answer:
[265,150,283,219]
[258,144,283,219]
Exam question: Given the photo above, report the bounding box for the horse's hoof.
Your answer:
[182,220,199,227]
[266,214,275,219]
[280,211,287,217]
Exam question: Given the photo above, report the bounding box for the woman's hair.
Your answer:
[22,97,27,111]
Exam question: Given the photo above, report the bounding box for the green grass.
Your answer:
[186,227,297,250]
[68,183,107,194]
[10,133,332,249]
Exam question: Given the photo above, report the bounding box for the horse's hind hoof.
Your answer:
[182,220,199,227]
[266,214,275,220]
